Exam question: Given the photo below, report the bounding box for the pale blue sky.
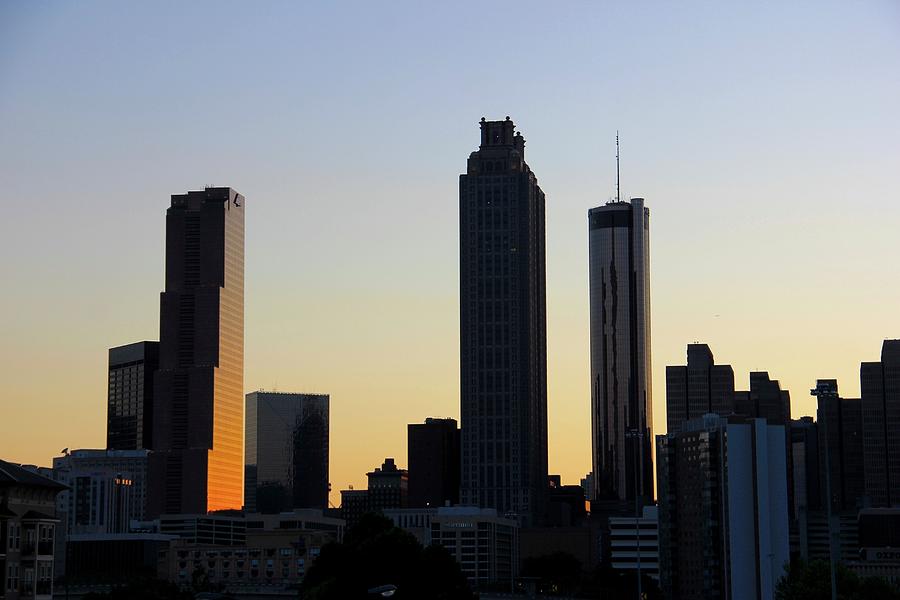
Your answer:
[2,1,899,495]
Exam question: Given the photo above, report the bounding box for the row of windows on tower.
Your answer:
[476,279,515,300]
[475,209,514,232]
[477,302,514,323]
[467,396,515,418]
[476,324,514,347]
[480,161,510,173]
[477,351,514,373]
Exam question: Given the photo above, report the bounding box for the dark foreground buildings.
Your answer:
[588,197,653,508]
[862,339,900,507]
[244,391,330,513]
[407,417,460,508]
[657,415,789,600]
[0,459,66,599]
[148,187,245,516]
[106,341,159,450]
[459,117,548,524]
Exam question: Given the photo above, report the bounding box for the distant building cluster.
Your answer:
[2,117,900,600]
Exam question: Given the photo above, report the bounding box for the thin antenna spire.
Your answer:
[616,131,621,203]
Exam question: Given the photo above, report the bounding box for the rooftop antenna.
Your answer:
[616,131,621,203]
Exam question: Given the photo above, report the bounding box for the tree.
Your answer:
[299,513,474,600]
[521,551,582,596]
[776,559,900,600]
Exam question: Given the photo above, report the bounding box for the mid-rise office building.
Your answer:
[812,380,864,512]
[431,506,519,590]
[608,505,660,581]
[107,341,159,450]
[657,414,789,600]
[149,187,245,516]
[665,343,735,433]
[588,197,653,507]
[51,449,150,535]
[459,117,548,524]
[0,459,66,600]
[735,371,791,428]
[861,339,900,507]
[339,458,408,529]
[407,418,459,508]
[245,392,329,513]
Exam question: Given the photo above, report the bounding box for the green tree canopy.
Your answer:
[776,559,900,600]
[299,513,473,600]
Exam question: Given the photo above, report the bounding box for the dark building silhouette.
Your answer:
[735,371,792,427]
[665,343,735,433]
[107,341,159,450]
[812,379,864,512]
[339,458,408,529]
[0,460,67,598]
[459,117,548,524]
[245,392,330,513]
[407,418,459,508]
[148,187,245,516]
[861,339,900,507]
[791,416,822,514]
[588,198,653,508]
[657,415,789,600]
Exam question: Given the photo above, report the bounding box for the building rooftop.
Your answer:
[0,459,67,490]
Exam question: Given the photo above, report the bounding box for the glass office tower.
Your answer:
[149,187,245,515]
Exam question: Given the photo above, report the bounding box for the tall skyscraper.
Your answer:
[459,117,548,524]
[811,379,864,512]
[657,414,789,600]
[107,341,159,450]
[244,391,330,513]
[665,343,735,433]
[407,418,460,508]
[148,187,245,516]
[588,197,652,507]
[861,339,900,507]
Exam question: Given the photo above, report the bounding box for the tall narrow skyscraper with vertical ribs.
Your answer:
[459,117,548,525]
[148,187,245,516]
[588,194,653,508]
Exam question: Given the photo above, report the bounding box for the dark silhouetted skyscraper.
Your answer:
[812,379,863,512]
[107,341,159,450]
[861,339,900,507]
[245,391,329,513]
[588,198,652,507]
[657,414,789,600]
[408,417,460,508]
[735,371,792,428]
[459,117,548,524]
[665,343,735,433]
[148,187,245,516]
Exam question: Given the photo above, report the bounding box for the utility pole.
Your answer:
[627,428,644,600]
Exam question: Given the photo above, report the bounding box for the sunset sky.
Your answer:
[2,1,899,506]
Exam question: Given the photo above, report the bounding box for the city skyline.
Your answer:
[2,2,899,507]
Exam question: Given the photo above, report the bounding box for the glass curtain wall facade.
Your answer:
[107,341,159,450]
[245,392,330,513]
[588,199,653,506]
[149,187,245,516]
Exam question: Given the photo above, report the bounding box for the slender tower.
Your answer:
[588,140,653,509]
[459,117,548,525]
[149,187,245,516]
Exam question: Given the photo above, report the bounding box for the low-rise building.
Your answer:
[430,507,518,590]
[608,505,659,581]
[157,511,342,590]
[0,459,66,600]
